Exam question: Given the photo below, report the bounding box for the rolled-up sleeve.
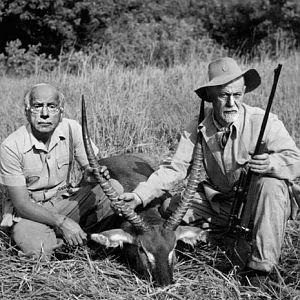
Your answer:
[0,143,26,186]
[265,117,300,180]
[134,117,198,206]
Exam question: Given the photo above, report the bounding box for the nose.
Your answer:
[226,95,235,107]
[41,105,49,117]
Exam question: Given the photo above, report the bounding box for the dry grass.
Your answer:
[0,52,300,299]
[1,225,299,300]
[1,52,299,157]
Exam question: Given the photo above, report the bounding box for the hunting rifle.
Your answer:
[227,64,283,239]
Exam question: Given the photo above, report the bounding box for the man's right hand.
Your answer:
[118,192,143,210]
[58,216,87,246]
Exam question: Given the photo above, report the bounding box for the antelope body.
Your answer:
[82,97,207,286]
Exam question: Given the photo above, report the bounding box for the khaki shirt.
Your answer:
[0,118,98,225]
[134,104,300,207]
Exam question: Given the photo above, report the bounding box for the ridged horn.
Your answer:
[164,100,205,230]
[81,95,150,233]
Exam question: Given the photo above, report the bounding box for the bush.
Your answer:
[0,0,299,73]
[103,17,222,67]
[199,0,299,57]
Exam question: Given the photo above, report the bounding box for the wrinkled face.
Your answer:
[207,77,246,127]
[26,85,63,141]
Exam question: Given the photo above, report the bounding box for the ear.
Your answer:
[25,108,30,121]
[174,226,208,247]
[90,229,135,248]
[59,107,64,122]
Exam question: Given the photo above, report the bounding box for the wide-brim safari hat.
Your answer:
[194,57,261,102]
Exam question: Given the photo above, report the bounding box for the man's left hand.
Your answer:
[119,192,143,210]
[248,153,271,174]
[82,165,110,184]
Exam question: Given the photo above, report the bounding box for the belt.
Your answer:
[29,184,71,202]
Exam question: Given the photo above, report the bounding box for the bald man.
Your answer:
[0,83,120,259]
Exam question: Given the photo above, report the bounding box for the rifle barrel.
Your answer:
[253,64,282,155]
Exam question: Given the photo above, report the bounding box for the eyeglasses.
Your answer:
[29,104,61,114]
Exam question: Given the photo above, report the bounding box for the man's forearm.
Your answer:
[8,186,65,227]
[16,200,65,227]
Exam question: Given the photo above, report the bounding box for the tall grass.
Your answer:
[0,52,299,299]
[0,52,299,157]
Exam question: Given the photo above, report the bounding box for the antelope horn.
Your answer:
[164,100,205,231]
[81,95,150,233]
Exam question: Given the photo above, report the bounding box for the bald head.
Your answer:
[24,83,65,110]
[23,83,65,142]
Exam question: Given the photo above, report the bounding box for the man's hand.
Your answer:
[82,165,110,184]
[118,192,143,210]
[248,153,271,174]
[58,216,87,246]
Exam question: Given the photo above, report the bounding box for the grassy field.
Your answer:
[0,52,300,299]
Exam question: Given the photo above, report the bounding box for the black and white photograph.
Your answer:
[0,1,299,299]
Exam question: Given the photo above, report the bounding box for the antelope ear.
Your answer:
[174,226,208,247]
[90,229,135,248]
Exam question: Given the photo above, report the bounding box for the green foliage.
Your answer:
[199,0,299,57]
[0,0,75,55]
[0,39,46,76]
[0,0,299,74]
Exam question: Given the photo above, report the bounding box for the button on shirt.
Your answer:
[0,118,98,202]
[133,103,300,207]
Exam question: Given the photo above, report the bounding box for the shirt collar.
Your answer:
[23,121,66,153]
[198,109,213,132]
[211,112,227,132]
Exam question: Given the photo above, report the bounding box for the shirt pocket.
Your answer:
[235,143,250,167]
[233,146,250,183]
[23,167,41,187]
[56,155,72,180]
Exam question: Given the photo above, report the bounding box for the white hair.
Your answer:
[24,83,65,110]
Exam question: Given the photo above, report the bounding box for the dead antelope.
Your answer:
[82,97,206,286]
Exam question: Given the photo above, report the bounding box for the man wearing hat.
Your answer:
[120,57,300,284]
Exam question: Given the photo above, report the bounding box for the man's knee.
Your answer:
[256,176,287,190]
[13,219,61,259]
[253,177,289,202]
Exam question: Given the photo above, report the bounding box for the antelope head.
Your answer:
[90,208,206,286]
[81,96,207,286]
